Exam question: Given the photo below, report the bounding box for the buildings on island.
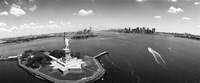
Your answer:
[49,33,86,75]
[108,27,156,34]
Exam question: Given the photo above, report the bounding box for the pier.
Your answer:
[0,55,18,61]
[0,56,9,61]
[93,51,109,59]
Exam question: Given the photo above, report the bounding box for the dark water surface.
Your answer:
[1,32,200,83]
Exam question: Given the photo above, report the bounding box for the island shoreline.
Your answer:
[18,54,105,83]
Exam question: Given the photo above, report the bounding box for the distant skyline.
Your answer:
[0,0,200,38]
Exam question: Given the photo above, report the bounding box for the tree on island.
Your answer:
[49,50,65,58]
[21,50,52,69]
[71,52,84,59]
[21,50,32,61]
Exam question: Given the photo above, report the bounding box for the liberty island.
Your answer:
[17,32,108,83]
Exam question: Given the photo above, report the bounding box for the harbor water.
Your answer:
[1,32,200,83]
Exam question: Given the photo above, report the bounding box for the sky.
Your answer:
[0,0,200,38]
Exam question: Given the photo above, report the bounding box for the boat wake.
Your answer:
[148,47,166,65]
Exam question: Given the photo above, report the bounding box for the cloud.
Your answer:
[168,6,184,14]
[89,0,95,2]
[0,11,9,16]
[19,23,60,30]
[3,0,8,5]
[29,5,37,12]
[65,22,74,27]
[10,4,26,17]
[197,25,200,27]
[154,16,161,19]
[66,22,71,24]
[0,22,7,27]
[0,23,60,32]
[72,13,76,15]
[31,24,60,29]
[136,0,143,2]
[29,22,35,25]
[182,17,192,20]
[60,21,71,26]
[60,21,65,25]
[46,24,60,28]
[29,22,38,25]
[176,23,180,25]
[0,28,11,32]
[23,23,28,27]
[19,23,38,29]
[136,0,146,2]
[49,20,55,24]
[76,9,94,16]
[3,26,20,32]
[10,26,18,31]
[169,0,177,2]
[29,0,36,2]
[194,2,200,5]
